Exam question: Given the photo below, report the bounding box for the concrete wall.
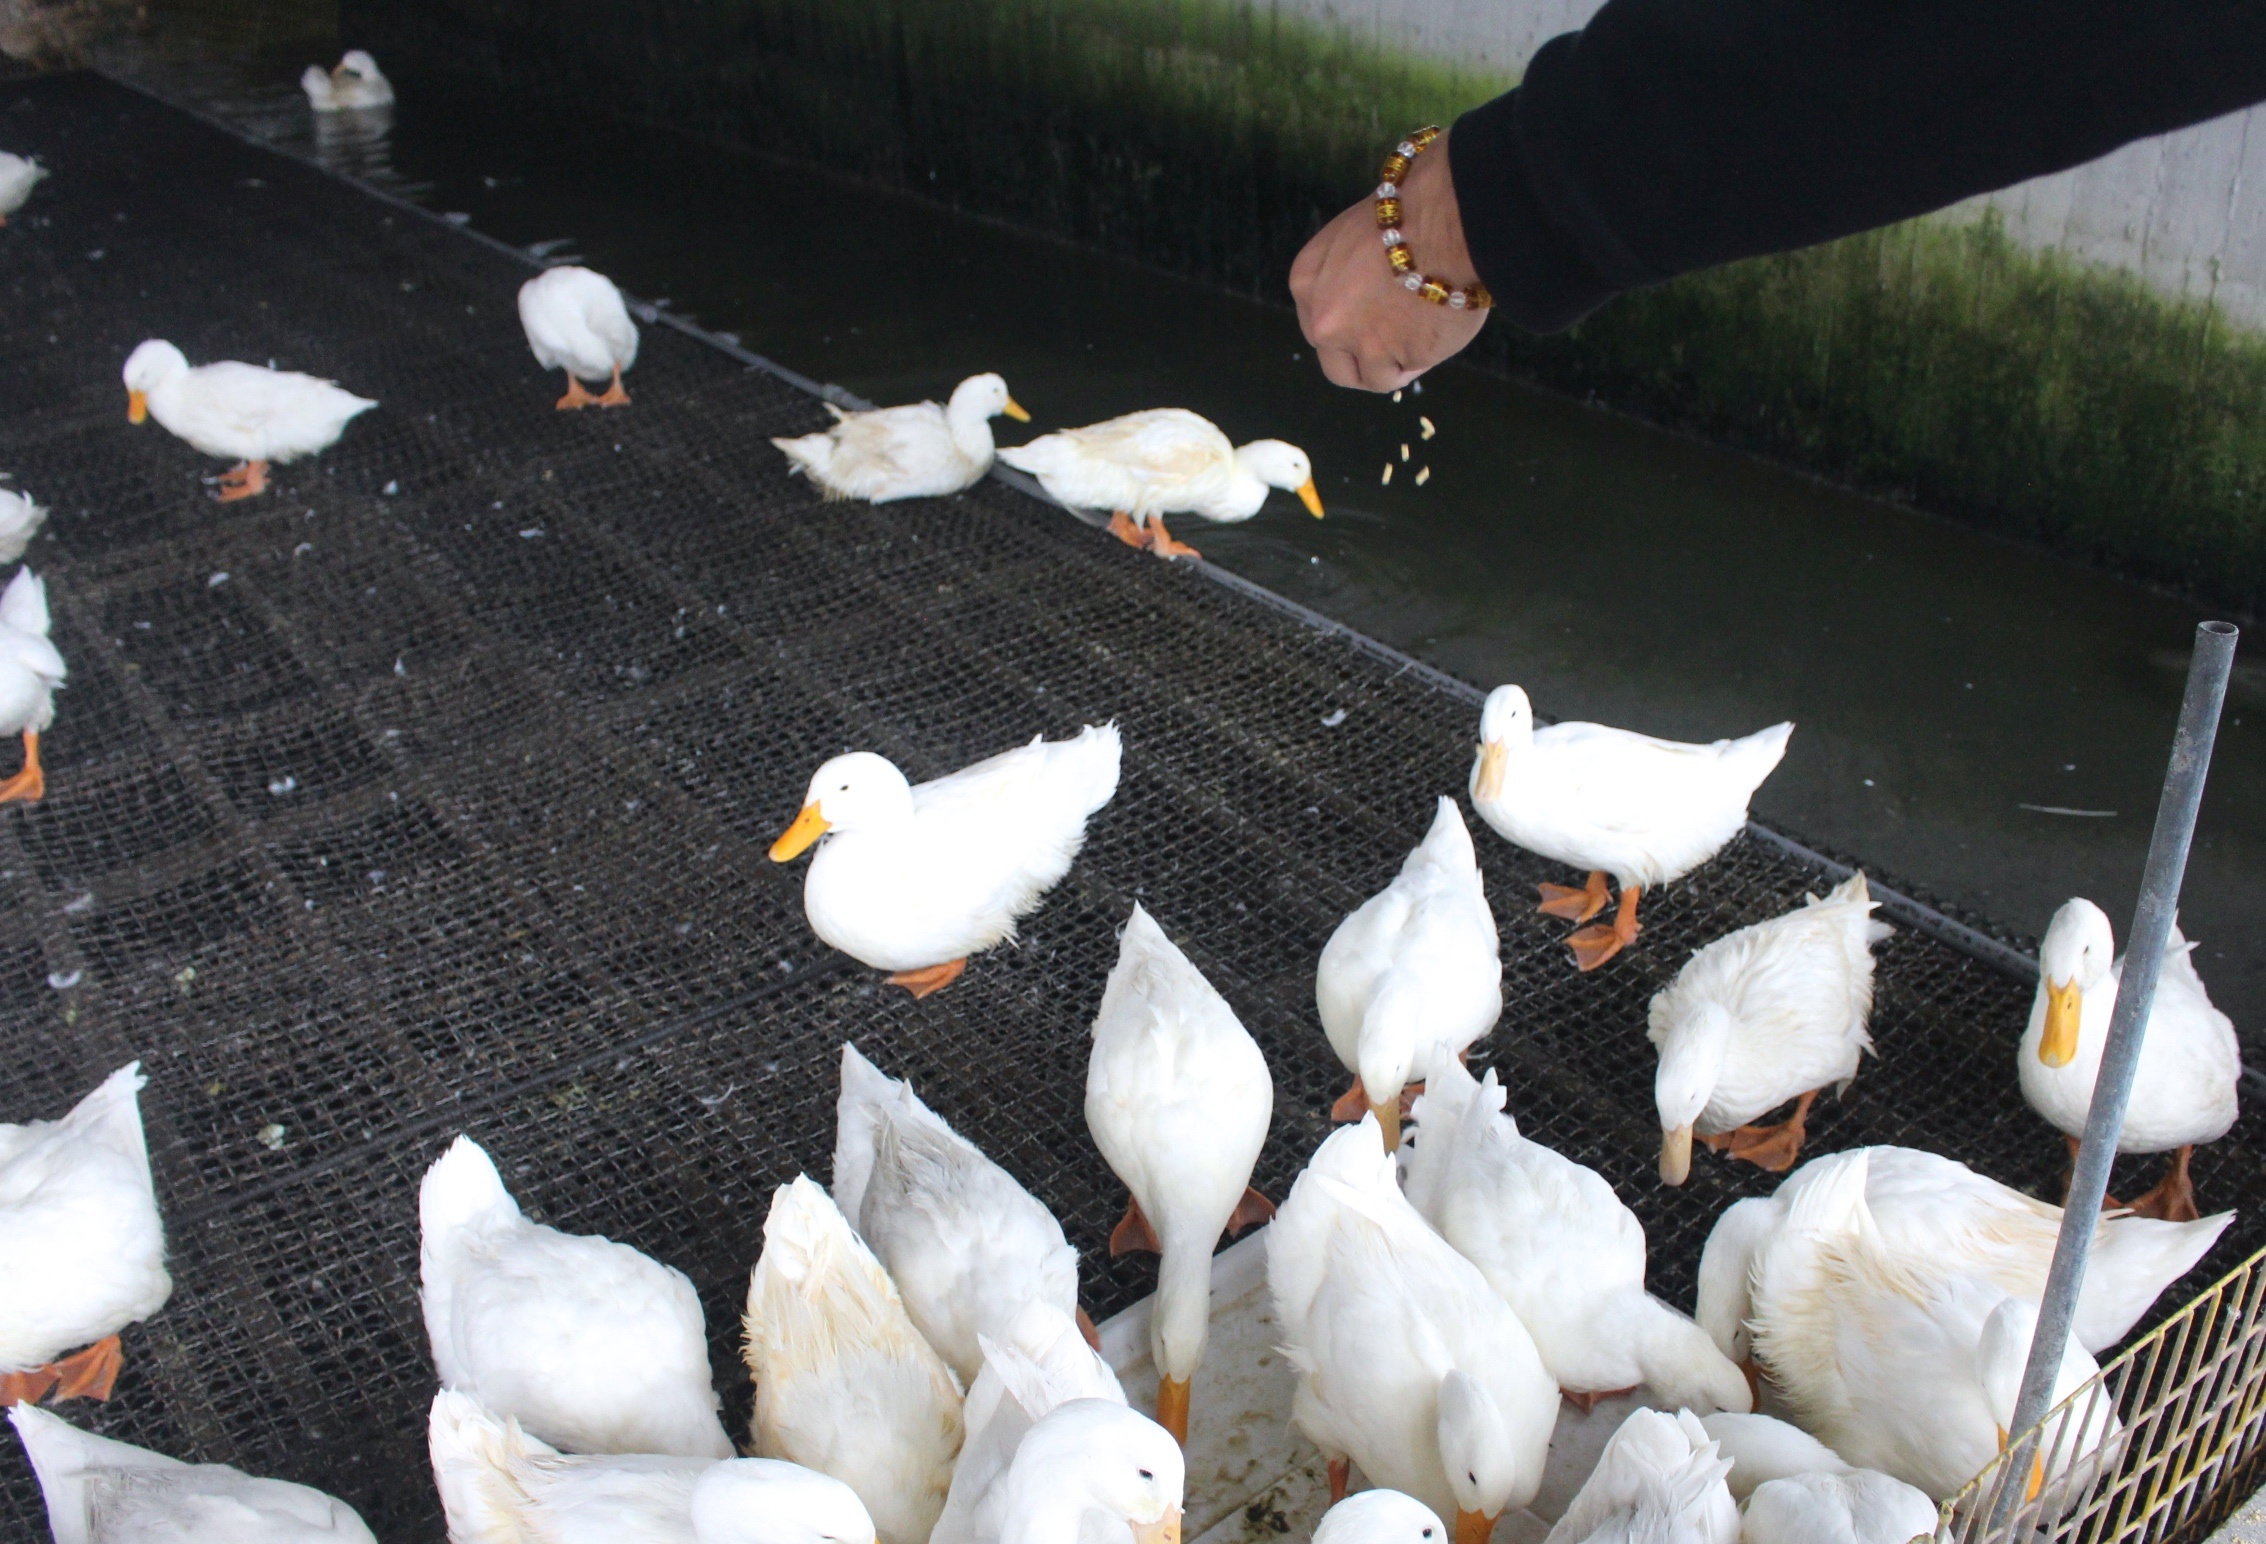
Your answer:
[1261,0,2266,328]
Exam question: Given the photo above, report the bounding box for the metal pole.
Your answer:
[1997,619,2239,1525]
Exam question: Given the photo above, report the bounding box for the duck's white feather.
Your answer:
[1468,686,1791,889]
[1312,1491,1449,1544]
[1086,905,1272,1383]
[0,1063,170,1373]
[0,567,65,740]
[742,1176,964,1544]
[12,1402,375,1544]
[1647,873,1890,1135]
[932,1302,1124,1544]
[302,51,394,110]
[1540,1407,1738,1544]
[1694,1412,1851,1503]
[831,1043,1079,1385]
[0,489,48,562]
[996,408,1311,528]
[797,725,1120,972]
[774,375,1018,502]
[1401,1060,1748,1414]
[418,1136,732,1459]
[518,267,639,386]
[1316,798,1501,1111]
[1269,1118,1557,1526]
[124,341,375,466]
[0,153,48,218]
[1737,1469,1938,1544]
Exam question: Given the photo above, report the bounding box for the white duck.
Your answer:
[997,408,1322,560]
[1698,1413,1939,1544]
[0,152,47,223]
[771,724,1119,997]
[1400,1059,1748,1416]
[428,1389,877,1544]
[0,567,65,805]
[965,1399,1183,1544]
[932,1301,1125,1544]
[1316,798,1501,1151]
[418,1135,733,1459]
[832,1042,1082,1384]
[0,1063,169,1407]
[742,1176,965,1544]
[2020,897,2242,1222]
[1541,1408,1738,1544]
[774,375,1030,502]
[300,50,395,110]
[1695,1144,2229,1373]
[1269,1117,1559,1542]
[0,487,47,561]
[1648,873,1891,1184]
[1737,1150,2117,1501]
[1313,1490,1449,1544]
[123,340,376,502]
[1468,685,1792,971]
[518,266,639,410]
[1085,904,1274,1446]
[11,1402,376,1543]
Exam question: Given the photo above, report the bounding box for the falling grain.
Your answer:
[1399,443,1410,462]
[1381,464,1394,485]
[1419,416,1436,440]
[1415,466,1431,486]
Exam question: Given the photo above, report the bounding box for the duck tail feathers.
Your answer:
[420,1136,520,1244]
[2080,1209,2237,1350]
[0,567,50,636]
[428,1388,549,1544]
[1784,1147,1874,1243]
[1058,722,1123,816]
[62,1062,152,1169]
[1722,721,1794,791]
[300,64,336,107]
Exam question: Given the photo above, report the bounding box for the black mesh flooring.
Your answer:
[0,69,2259,1543]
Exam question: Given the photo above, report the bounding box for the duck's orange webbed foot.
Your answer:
[2126,1146,2200,1223]
[1146,517,1201,561]
[0,730,44,805]
[49,1336,122,1401]
[214,460,270,502]
[1537,870,1610,923]
[1698,1089,1820,1174]
[1567,883,1643,971]
[1107,511,1150,550]
[1109,1193,1163,1257]
[596,364,632,408]
[555,374,600,410]
[884,958,966,998]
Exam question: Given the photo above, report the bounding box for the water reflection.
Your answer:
[309,102,395,183]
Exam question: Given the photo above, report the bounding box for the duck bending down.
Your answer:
[519,266,640,410]
[0,568,65,805]
[0,487,48,562]
[2021,898,2241,1222]
[1696,1143,2229,1381]
[1468,685,1791,971]
[931,1301,1127,1544]
[0,153,47,224]
[1085,905,1274,1445]
[428,1389,876,1544]
[833,1042,1084,1385]
[1400,1058,1748,1417]
[301,50,394,110]
[1269,1117,1559,1542]
[997,408,1322,560]
[1313,1491,1449,1544]
[1316,797,1500,1151]
[953,1399,1182,1544]
[1698,1413,1937,1544]
[1648,873,1891,1183]
[1733,1150,2117,1500]
[12,1403,375,1543]
[419,1136,733,1459]
[770,724,1120,997]
[0,1063,170,1407]
[742,1176,965,1544]
[1541,1407,1738,1544]
[774,375,1029,502]
[123,340,375,502]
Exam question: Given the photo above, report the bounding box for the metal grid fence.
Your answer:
[0,67,2259,1543]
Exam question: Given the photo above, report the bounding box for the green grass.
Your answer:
[360,0,2266,609]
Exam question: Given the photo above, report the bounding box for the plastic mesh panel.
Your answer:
[1,69,2261,1543]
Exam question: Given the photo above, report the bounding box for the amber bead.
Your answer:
[1379,153,1410,182]
[1388,246,1416,273]
[1419,278,1450,304]
[1374,198,1402,229]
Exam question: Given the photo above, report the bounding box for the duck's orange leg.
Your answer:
[1538,870,1611,923]
[1567,883,1642,970]
[1697,1089,1819,1173]
[0,730,43,804]
[1107,512,1151,549]
[2062,1133,2127,1209]
[555,374,600,410]
[1146,516,1202,561]
[2126,1146,2200,1223]
[1110,1193,1163,1256]
[1328,1457,1351,1505]
[884,958,966,998]
[215,460,269,502]
[1226,1184,1274,1236]
[595,363,632,408]
[0,1365,57,1406]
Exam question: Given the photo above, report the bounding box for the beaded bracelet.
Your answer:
[1375,126,1493,311]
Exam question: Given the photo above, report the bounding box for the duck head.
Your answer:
[1436,1370,1524,1543]
[949,372,1030,426]
[1355,975,1428,1152]
[2036,898,2114,1069]
[1234,439,1323,518]
[1653,1000,1733,1185]
[1313,1490,1447,1544]
[1471,686,1532,802]
[337,49,384,81]
[122,339,189,425]
[690,1459,877,1544]
[770,752,914,861]
[999,1400,1183,1544]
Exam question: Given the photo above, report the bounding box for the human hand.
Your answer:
[1289,128,1489,391]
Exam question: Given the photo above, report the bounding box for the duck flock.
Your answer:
[0,52,2251,1544]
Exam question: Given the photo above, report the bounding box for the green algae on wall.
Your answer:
[357,0,2266,611]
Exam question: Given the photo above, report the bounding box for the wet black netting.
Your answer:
[1,69,2261,1543]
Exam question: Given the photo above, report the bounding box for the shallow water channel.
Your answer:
[103,42,2266,1037]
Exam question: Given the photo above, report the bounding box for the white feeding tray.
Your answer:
[1093,1227,1673,1544]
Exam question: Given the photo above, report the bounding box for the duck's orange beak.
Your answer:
[1453,1508,1498,1544]
[2039,978,2082,1067]
[1473,741,1509,802]
[1002,397,1031,423]
[127,390,147,425]
[1131,1507,1182,1544]
[769,803,829,862]
[1297,477,1325,518]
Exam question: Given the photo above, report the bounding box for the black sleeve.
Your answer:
[1449,0,2266,334]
